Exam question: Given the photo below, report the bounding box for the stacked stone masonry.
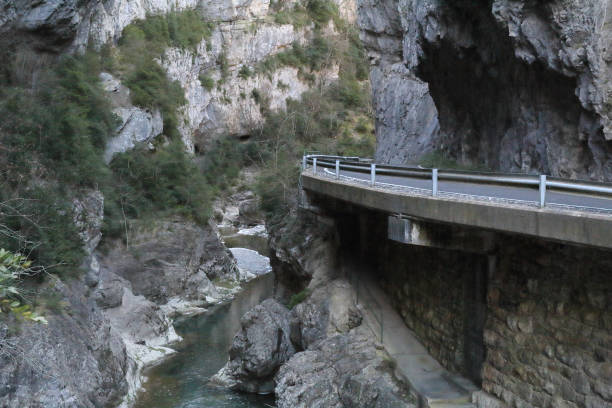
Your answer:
[376,233,612,408]
[335,206,612,408]
[482,237,612,408]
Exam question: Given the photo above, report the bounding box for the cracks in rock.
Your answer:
[413,4,608,179]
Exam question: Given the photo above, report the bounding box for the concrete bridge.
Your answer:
[299,155,612,408]
[301,155,612,250]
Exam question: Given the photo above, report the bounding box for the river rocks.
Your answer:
[212,299,295,393]
[92,264,130,309]
[359,0,612,180]
[230,248,272,280]
[275,328,414,408]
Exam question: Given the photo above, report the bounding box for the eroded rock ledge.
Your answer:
[359,0,612,180]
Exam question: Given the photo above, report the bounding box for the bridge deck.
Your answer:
[302,172,612,250]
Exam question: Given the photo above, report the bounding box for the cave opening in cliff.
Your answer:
[414,5,594,177]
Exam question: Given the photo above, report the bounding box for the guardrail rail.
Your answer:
[302,155,612,215]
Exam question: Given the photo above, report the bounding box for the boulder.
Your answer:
[275,329,415,408]
[290,279,362,350]
[211,299,295,393]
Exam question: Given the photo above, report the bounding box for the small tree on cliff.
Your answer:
[0,248,47,324]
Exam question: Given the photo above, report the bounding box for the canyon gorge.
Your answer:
[0,0,610,407]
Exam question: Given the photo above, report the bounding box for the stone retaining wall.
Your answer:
[378,242,487,382]
[481,238,612,408]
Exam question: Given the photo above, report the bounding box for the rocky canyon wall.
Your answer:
[0,0,360,406]
[358,0,612,181]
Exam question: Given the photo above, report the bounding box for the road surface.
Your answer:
[314,167,612,212]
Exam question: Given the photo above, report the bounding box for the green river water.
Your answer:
[134,227,276,408]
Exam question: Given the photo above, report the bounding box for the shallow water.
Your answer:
[134,273,276,408]
[134,224,276,408]
[220,225,270,257]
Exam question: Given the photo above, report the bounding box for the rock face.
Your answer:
[359,0,612,181]
[162,20,339,152]
[100,219,237,303]
[290,279,363,350]
[1,0,342,154]
[100,72,163,163]
[268,211,339,297]
[211,299,295,394]
[275,328,413,408]
[72,189,105,255]
[0,278,128,408]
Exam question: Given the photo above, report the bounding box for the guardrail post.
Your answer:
[432,168,438,196]
[302,156,307,171]
[539,175,547,208]
[335,160,340,179]
[371,164,376,187]
[313,158,317,175]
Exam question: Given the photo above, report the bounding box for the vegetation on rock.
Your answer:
[0,249,47,323]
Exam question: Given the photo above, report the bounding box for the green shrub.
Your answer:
[0,52,117,186]
[330,78,367,108]
[251,88,262,104]
[306,0,339,27]
[218,52,230,83]
[0,187,86,278]
[277,80,289,90]
[124,58,186,139]
[258,37,333,76]
[104,141,213,239]
[238,65,253,80]
[119,11,214,52]
[199,73,215,91]
[287,288,311,309]
[0,249,47,323]
[272,4,311,28]
[198,137,258,191]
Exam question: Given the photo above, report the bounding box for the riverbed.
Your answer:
[133,273,275,408]
[134,225,276,408]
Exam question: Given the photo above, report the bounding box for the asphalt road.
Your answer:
[316,167,612,212]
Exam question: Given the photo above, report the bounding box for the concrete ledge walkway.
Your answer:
[353,269,479,408]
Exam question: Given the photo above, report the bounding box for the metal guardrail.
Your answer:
[302,154,612,214]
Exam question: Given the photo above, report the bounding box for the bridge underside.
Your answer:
[301,188,612,408]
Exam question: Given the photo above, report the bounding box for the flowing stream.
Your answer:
[134,225,276,408]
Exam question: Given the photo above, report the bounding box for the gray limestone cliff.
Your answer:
[358,0,612,181]
[0,0,360,406]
